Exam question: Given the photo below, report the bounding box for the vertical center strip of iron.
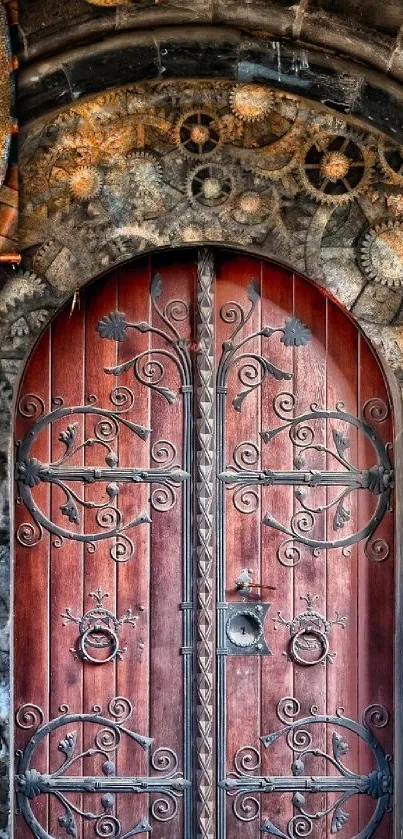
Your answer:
[196,248,215,839]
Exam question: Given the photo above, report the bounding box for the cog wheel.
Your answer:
[68,165,103,201]
[187,163,236,209]
[172,111,222,158]
[298,133,374,205]
[358,218,403,288]
[125,151,163,198]
[225,187,280,226]
[230,84,275,122]
[378,137,403,187]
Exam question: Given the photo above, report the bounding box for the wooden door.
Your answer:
[14,249,394,839]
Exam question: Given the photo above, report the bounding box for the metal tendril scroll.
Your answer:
[273,592,347,666]
[220,392,393,563]
[61,588,138,664]
[15,696,190,839]
[16,388,190,562]
[220,697,393,838]
[217,277,311,413]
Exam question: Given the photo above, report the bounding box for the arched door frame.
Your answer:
[6,244,403,838]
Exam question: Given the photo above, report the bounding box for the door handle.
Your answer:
[235,568,277,595]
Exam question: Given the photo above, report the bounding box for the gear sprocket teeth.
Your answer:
[186,162,237,211]
[172,109,222,159]
[297,132,375,206]
[230,84,275,122]
[378,137,403,187]
[358,217,403,288]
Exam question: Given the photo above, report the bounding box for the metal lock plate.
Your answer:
[224,603,272,655]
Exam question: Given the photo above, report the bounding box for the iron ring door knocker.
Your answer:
[61,588,138,664]
[289,625,329,666]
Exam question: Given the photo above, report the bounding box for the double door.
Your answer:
[14,248,394,839]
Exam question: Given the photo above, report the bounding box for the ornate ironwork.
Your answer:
[16,696,190,839]
[225,603,272,655]
[216,277,311,839]
[195,248,215,839]
[273,592,347,666]
[220,397,393,562]
[61,588,138,664]
[220,696,393,838]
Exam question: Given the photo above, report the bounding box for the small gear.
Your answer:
[187,163,236,209]
[230,84,275,122]
[226,187,279,226]
[298,133,374,205]
[172,111,222,158]
[68,165,103,201]
[358,218,403,288]
[125,151,163,198]
[378,137,403,187]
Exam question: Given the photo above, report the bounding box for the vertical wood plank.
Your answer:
[326,300,359,835]
[357,335,394,837]
[14,329,51,838]
[83,272,118,839]
[260,262,294,830]
[293,275,327,838]
[216,251,261,839]
[116,259,151,831]
[48,301,85,835]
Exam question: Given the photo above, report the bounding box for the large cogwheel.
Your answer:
[298,132,375,205]
[172,111,222,159]
[378,137,403,187]
[125,151,163,198]
[187,162,236,209]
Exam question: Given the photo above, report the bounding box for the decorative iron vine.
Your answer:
[61,588,138,664]
[273,592,347,666]
[220,696,393,838]
[15,273,193,563]
[220,394,393,564]
[15,696,190,839]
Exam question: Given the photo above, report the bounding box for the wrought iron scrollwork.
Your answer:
[220,395,393,561]
[61,588,138,664]
[16,274,193,559]
[220,696,393,838]
[16,697,189,839]
[273,592,347,666]
[217,278,311,411]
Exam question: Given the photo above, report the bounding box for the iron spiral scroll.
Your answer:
[15,697,190,839]
[220,696,393,838]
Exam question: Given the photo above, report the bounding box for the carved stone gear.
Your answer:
[230,84,275,122]
[298,132,375,205]
[172,110,222,158]
[378,137,403,187]
[358,218,403,288]
[124,151,163,197]
[187,162,237,210]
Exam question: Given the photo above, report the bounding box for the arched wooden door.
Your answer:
[14,249,394,839]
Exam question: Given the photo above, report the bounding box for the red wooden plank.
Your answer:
[357,334,394,837]
[148,250,195,837]
[216,251,261,839]
[326,299,359,835]
[48,300,85,836]
[293,275,327,839]
[14,328,51,838]
[260,262,294,832]
[83,271,119,839]
[116,259,151,831]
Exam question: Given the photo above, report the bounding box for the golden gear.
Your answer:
[172,111,222,158]
[298,132,375,205]
[224,187,280,226]
[187,162,236,209]
[68,165,103,201]
[230,84,275,122]
[358,218,403,288]
[378,137,403,187]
